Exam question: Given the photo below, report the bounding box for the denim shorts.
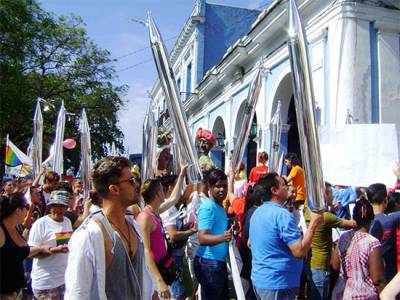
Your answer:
[253,286,298,300]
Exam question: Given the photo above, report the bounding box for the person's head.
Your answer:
[47,190,70,221]
[325,182,333,206]
[367,183,387,206]
[73,178,83,194]
[386,192,400,214]
[2,179,14,196]
[92,156,140,208]
[157,148,170,170]
[196,128,216,155]
[43,171,60,192]
[141,178,164,206]
[258,152,269,165]
[207,169,228,203]
[258,172,288,203]
[244,184,266,212]
[284,153,300,169]
[353,197,375,228]
[0,193,29,223]
[57,181,74,208]
[159,175,178,199]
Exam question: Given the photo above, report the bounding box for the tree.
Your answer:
[0,0,127,178]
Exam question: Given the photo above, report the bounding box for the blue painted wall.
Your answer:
[203,3,259,76]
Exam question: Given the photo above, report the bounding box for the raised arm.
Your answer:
[159,164,188,214]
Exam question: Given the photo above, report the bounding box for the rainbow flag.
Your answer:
[5,145,23,167]
[55,231,73,246]
[5,135,32,167]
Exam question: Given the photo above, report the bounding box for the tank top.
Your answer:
[141,207,167,263]
[94,212,143,300]
[0,221,30,293]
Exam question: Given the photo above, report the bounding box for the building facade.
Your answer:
[151,0,400,173]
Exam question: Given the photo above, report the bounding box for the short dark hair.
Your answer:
[353,197,374,227]
[257,172,281,199]
[245,184,266,211]
[92,156,131,197]
[386,192,400,214]
[325,182,332,189]
[0,193,27,220]
[44,171,60,183]
[284,153,301,166]
[141,178,161,204]
[159,175,178,193]
[207,169,227,187]
[367,183,387,204]
[57,181,73,195]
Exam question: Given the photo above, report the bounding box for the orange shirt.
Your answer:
[249,165,269,183]
[231,197,246,248]
[289,165,306,201]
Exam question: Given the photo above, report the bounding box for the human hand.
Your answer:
[180,163,189,177]
[157,280,171,299]
[223,230,233,242]
[50,244,69,254]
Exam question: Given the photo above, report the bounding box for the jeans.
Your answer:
[308,268,330,300]
[253,286,298,300]
[194,256,228,300]
[170,255,185,299]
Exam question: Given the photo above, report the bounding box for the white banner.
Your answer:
[319,124,399,188]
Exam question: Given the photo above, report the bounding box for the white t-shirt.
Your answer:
[28,215,73,290]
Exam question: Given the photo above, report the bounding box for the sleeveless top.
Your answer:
[0,221,30,293]
[141,207,167,263]
[94,212,143,300]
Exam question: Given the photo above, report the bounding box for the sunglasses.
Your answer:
[117,177,138,186]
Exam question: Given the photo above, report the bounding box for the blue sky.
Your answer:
[39,0,272,154]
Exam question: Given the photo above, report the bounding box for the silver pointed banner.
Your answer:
[32,100,43,178]
[171,141,182,175]
[287,0,326,211]
[230,68,264,171]
[80,109,92,200]
[52,101,66,177]
[147,13,202,183]
[268,100,282,173]
[142,103,158,181]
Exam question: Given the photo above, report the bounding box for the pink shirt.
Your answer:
[140,208,167,263]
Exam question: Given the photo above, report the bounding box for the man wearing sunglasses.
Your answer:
[65,156,155,299]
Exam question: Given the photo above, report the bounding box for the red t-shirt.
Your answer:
[231,197,246,248]
[249,165,269,183]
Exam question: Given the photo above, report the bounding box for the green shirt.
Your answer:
[305,209,343,270]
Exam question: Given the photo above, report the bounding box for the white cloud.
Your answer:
[118,83,152,154]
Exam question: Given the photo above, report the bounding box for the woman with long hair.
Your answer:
[0,193,51,300]
[332,198,386,299]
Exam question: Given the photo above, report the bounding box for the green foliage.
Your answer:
[0,0,127,177]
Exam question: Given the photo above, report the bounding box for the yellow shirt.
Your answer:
[289,165,306,201]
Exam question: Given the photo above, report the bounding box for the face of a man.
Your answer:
[158,149,170,170]
[209,179,228,203]
[273,176,289,203]
[199,139,212,155]
[73,180,83,193]
[4,181,14,195]
[116,167,140,208]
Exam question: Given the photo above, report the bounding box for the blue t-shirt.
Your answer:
[250,201,302,290]
[369,212,400,280]
[196,198,228,262]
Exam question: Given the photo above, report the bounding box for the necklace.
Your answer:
[108,218,133,258]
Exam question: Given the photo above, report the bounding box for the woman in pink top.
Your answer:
[332,198,386,300]
[137,165,187,300]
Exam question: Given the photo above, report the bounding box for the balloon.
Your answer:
[63,138,76,149]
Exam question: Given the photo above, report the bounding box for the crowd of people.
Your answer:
[1,152,400,300]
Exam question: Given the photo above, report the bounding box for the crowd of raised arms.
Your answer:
[1,151,400,300]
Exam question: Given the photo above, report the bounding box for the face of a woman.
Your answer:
[16,204,29,224]
[209,179,228,203]
[49,205,67,222]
